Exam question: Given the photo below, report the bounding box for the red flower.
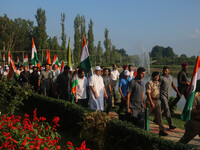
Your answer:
[56,145,61,149]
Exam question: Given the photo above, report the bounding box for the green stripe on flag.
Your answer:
[80,56,92,74]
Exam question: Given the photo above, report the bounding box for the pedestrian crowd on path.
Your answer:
[1,62,200,144]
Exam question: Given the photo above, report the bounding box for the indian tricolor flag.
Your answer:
[80,34,92,75]
[72,68,78,104]
[31,38,39,66]
[7,60,20,80]
[60,61,64,73]
[23,54,29,66]
[181,56,200,121]
[52,54,59,65]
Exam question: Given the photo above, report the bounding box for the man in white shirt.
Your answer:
[129,65,134,79]
[89,66,108,111]
[76,68,88,107]
[110,64,120,102]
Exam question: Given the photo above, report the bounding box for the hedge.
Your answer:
[19,93,192,150]
[104,119,192,150]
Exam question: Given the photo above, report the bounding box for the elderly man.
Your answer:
[146,72,168,136]
[170,63,190,112]
[89,66,108,111]
[127,67,146,129]
[160,66,182,129]
[178,92,200,144]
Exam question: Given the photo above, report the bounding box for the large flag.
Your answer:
[23,54,29,66]
[71,68,78,104]
[46,49,51,64]
[7,60,20,80]
[68,37,71,67]
[52,54,59,65]
[181,56,200,121]
[7,51,10,66]
[80,34,92,75]
[31,38,39,66]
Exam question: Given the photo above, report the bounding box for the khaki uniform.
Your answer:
[179,93,200,144]
[146,80,164,131]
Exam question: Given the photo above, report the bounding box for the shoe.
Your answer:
[169,125,176,130]
[159,130,168,136]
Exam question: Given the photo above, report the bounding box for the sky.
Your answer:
[1,0,200,57]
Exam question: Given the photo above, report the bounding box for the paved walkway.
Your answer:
[109,111,200,149]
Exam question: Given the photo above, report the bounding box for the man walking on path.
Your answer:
[118,70,131,115]
[159,66,182,129]
[55,65,71,101]
[75,68,88,107]
[110,64,120,103]
[38,63,53,96]
[89,66,108,111]
[128,65,134,79]
[19,65,30,87]
[127,67,146,129]
[146,72,168,136]
[170,63,190,112]
[102,68,112,114]
[178,92,200,144]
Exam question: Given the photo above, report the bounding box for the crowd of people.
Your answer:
[1,62,200,143]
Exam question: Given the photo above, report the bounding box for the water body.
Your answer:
[116,76,187,111]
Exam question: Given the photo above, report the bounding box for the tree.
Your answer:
[180,54,187,58]
[116,48,128,57]
[73,14,81,64]
[80,15,86,41]
[150,45,163,58]
[96,41,103,64]
[87,19,94,64]
[35,8,48,49]
[61,13,66,51]
[104,28,112,64]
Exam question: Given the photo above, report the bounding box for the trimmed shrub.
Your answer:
[104,119,192,150]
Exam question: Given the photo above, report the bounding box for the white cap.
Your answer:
[59,63,61,66]
[69,67,73,71]
[95,66,101,71]
[124,70,130,76]
[0,66,2,69]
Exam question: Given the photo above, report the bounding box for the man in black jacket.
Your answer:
[170,63,190,112]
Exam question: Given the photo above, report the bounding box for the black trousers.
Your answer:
[76,98,88,107]
[171,86,188,109]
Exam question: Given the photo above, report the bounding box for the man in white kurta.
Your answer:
[89,66,108,111]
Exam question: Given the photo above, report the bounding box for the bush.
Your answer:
[0,80,32,115]
[104,119,191,150]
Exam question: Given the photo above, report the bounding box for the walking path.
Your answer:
[109,111,200,149]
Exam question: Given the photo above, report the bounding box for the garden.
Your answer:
[0,80,192,150]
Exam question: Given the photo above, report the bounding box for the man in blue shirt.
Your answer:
[118,70,131,114]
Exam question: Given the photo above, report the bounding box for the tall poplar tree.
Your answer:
[73,14,81,64]
[87,19,94,64]
[61,13,66,51]
[35,8,47,49]
[96,41,103,64]
[104,28,111,65]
